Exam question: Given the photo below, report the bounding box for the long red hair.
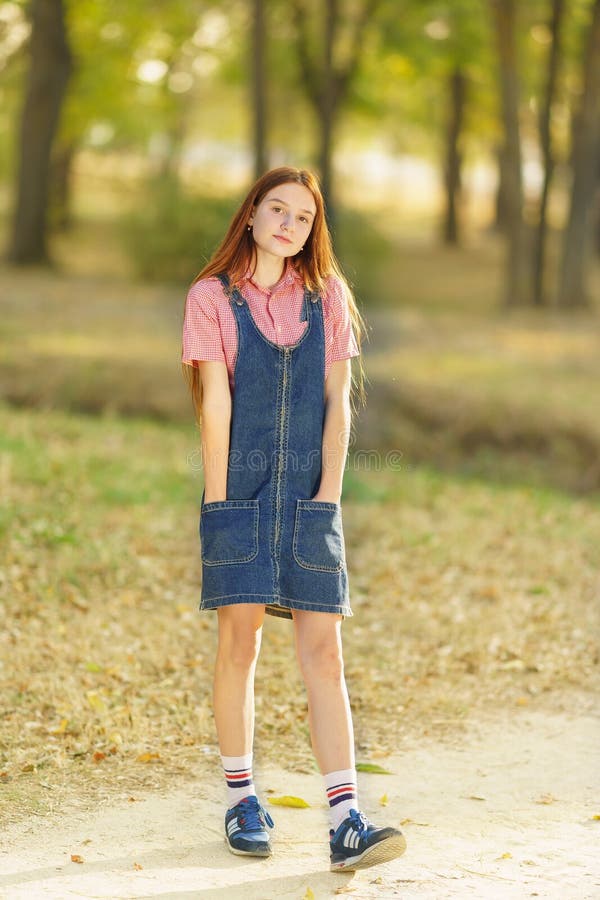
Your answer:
[182,166,367,423]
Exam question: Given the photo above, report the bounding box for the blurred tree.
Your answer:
[290,0,380,221]
[558,0,600,306]
[252,0,268,177]
[488,0,529,306]
[443,63,467,245]
[533,0,566,307]
[7,0,72,264]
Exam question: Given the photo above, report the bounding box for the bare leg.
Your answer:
[213,604,266,756]
[292,610,355,773]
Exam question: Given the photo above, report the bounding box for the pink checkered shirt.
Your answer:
[182,262,360,391]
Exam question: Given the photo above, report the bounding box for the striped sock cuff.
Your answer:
[224,767,253,790]
[221,752,255,804]
[327,781,357,807]
[324,767,358,807]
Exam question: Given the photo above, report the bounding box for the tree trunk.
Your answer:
[319,0,338,222]
[489,0,529,306]
[50,140,76,232]
[533,0,565,307]
[558,0,600,308]
[252,0,268,180]
[292,0,379,231]
[443,64,467,245]
[493,143,510,232]
[7,0,72,264]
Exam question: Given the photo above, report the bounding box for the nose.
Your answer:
[281,212,294,232]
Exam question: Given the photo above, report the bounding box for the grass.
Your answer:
[1,402,598,826]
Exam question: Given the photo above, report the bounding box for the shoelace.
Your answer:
[237,798,274,832]
[347,809,370,835]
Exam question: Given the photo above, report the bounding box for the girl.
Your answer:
[181,166,406,872]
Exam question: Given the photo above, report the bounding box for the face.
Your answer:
[248,182,317,260]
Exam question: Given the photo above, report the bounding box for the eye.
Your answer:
[299,216,309,224]
[271,205,282,213]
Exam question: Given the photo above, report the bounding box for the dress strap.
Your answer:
[217,272,245,306]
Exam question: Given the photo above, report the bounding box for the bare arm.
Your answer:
[313,359,352,504]
[198,361,232,503]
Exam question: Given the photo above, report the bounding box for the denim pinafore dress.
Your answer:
[198,273,352,620]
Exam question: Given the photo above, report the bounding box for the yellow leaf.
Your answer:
[592,814,600,821]
[303,889,315,900]
[86,691,107,714]
[379,793,388,806]
[136,752,161,763]
[268,795,310,808]
[70,854,84,864]
[50,718,69,735]
[133,862,143,871]
[497,852,512,860]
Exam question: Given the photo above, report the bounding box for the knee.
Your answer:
[298,640,344,683]
[217,624,261,671]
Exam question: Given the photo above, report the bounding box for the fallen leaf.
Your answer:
[70,854,84,864]
[268,795,310,808]
[93,751,106,763]
[303,889,315,900]
[136,752,161,763]
[133,862,143,871]
[50,718,69,735]
[85,662,103,673]
[592,814,600,821]
[496,852,512,860]
[535,793,556,805]
[379,793,388,806]
[86,691,107,714]
[516,697,528,706]
[356,763,393,774]
[468,795,486,801]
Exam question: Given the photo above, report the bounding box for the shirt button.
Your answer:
[277,325,282,331]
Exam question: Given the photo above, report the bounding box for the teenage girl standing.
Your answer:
[182,167,406,872]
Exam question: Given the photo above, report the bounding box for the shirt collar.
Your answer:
[241,259,301,295]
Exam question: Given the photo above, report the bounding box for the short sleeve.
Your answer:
[327,276,360,362]
[182,280,226,367]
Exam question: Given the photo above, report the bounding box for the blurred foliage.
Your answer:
[120,175,238,281]
[0,0,596,184]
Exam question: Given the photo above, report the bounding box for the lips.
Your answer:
[274,235,292,244]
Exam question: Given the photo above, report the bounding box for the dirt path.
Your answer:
[1,708,598,900]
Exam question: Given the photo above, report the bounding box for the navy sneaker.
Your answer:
[330,808,407,872]
[224,795,274,857]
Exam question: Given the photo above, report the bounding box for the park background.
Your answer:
[0,0,599,883]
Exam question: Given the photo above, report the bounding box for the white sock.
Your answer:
[324,767,358,832]
[221,752,257,808]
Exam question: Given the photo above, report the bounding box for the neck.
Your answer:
[252,250,287,290]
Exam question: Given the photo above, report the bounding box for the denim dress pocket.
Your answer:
[292,500,345,573]
[200,499,259,566]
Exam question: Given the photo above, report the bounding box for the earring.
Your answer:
[247,224,252,230]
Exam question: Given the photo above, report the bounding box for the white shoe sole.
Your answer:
[225,836,272,858]
[331,832,407,872]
